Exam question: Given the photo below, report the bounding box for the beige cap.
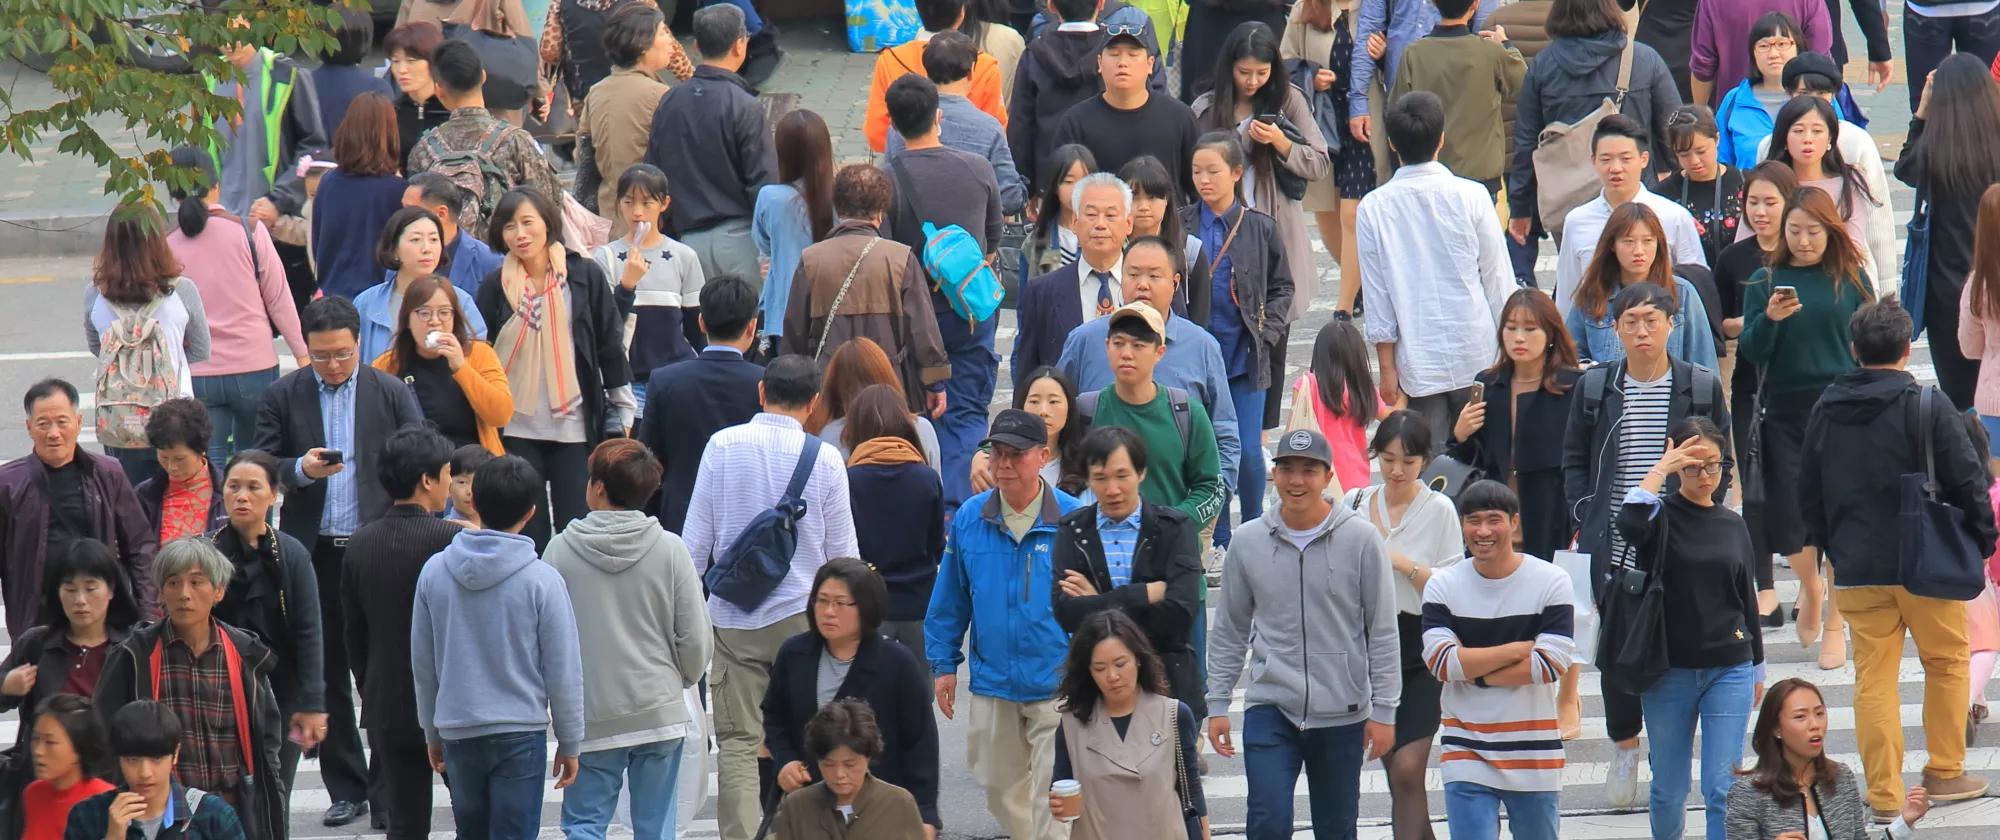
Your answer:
[1107,301,1167,343]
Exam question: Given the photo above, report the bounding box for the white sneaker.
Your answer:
[1203,546,1227,587]
[1605,745,1643,808]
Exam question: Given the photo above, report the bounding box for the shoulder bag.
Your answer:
[1594,519,1670,695]
[1167,697,1201,840]
[1901,183,1933,337]
[1898,386,1986,600]
[814,237,883,362]
[1531,1,1642,237]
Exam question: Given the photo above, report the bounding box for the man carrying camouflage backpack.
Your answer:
[408,40,564,234]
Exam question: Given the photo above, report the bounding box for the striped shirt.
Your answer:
[682,413,860,630]
[1421,556,1575,792]
[1608,370,1673,561]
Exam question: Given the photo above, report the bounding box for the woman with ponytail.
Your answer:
[162,145,309,463]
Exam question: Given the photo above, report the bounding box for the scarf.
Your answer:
[493,243,582,421]
[847,436,926,468]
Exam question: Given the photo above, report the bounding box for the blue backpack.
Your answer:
[704,435,824,610]
[889,157,1004,326]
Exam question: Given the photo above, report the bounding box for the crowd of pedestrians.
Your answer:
[20,0,2000,838]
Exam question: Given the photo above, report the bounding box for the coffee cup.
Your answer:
[1051,779,1082,822]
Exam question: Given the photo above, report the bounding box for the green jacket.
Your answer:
[1089,384,1224,525]
[1388,26,1526,183]
[1738,264,1873,396]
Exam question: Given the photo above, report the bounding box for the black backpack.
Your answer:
[1078,387,1194,447]
[704,436,825,610]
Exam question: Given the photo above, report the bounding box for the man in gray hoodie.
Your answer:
[1204,429,1401,838]
[544,439,714,840]
[412,455,586,840]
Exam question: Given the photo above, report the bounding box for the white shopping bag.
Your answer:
[1554,549,1598,665]
[612,686,711,831]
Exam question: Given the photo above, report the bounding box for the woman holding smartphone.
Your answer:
[1738,186,1874,671]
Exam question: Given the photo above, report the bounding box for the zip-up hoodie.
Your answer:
[412,528,586,756]
[1205,504,1401,729]
[543,510,713,746]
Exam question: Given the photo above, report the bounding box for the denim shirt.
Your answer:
[1349,0,1501,116]
[356,277,489,365]
[752,182,813,338]
[1199,203,1251,379]
[1565,276,1719,370]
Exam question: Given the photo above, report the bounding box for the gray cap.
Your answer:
[1272,428,1333,468]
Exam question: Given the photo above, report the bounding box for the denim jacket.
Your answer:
[1565,275,1717,370]
[355,277,489,365]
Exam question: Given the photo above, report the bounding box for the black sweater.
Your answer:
[341,504,464,741]
[1616,492,1763,670]
[1049,94,1201,201]
[848,462,947,622]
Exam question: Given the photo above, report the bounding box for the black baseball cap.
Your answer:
[980,409,1049,450]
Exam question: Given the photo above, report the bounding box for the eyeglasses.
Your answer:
[414,307,455,322]
[1753,38,1796,54]
[1679,462,1724,478]
[1103,23,1146,36]
[309,349,357,363]
[814,596,858,611]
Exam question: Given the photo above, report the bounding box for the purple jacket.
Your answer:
[0,450,159,636]
[1690,0,1831,103]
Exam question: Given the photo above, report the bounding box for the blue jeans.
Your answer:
[1241,705,1363,840]
[444,731,549,840]
[1214,375,1267,547]
[193,367,278,463]
[561,738,686,840]
[1443,781,1560,840]
[936,313,999,511]
[1641,663,1757,840]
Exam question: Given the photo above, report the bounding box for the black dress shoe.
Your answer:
[323,801,368,827]
[370,813,387,831]
[1762,606,1785,628]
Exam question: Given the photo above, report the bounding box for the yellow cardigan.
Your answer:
[372,340,514,455]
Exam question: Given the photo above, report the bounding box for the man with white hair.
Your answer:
[93,537,289,840]
[1012,172,1135,389]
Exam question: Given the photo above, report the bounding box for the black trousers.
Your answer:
[502,437,591,551]
[311,538,372,806]
[370,727,435,840]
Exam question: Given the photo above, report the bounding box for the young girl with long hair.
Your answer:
[1024,144,1097,277]
[1566,203,1719,368]
[1905,54,2000,410]
[1739,186,1875,671]
[1118,156,1208,317]
[754,109,837,352]
[1287,318,1385,494]
[85,210,211,485]
[595,164,707,384]
[1764,95,1882,289]
[1726,678,1929,837]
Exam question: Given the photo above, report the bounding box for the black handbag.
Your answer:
[1421,451,1484,500]
[1739,386,1766,507]
[1595,533,1670,695]
[1898,386,1986,601]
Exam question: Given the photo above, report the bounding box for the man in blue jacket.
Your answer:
[925,410,1079,840]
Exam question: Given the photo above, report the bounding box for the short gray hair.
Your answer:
[692,4,747,59]
[154,537,234,593]
[1071,173,1133,216]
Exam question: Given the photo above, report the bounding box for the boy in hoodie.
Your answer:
[544,439,713,840]
[1007,0,1169,185]
[1802,299,1997,815]
[411,455,585,840]
[1205,428,1399,838]
[1422,480,1575,840]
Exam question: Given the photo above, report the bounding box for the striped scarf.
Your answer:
[494,243,581,420]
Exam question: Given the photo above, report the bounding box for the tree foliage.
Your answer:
[0,0,350,211]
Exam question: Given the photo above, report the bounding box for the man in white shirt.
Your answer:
[682,354,860,840]
[1554,115,1708,317]
[1356,91,1512,447]
[1012,172,1133,388]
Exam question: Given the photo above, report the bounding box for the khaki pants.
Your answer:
[1834,585,1970,811]
[713,613,812,840]
[967,693,1068,840]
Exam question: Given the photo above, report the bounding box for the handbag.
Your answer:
[1167,698,1202,840]
[1901,183,1933,337]
[1898,386,1987,600]
[1421,452,1484,500]
[1531,1,1641,237]
[443,0,536,112]
[1739,386,1766,507]
[1594,533,1670,695]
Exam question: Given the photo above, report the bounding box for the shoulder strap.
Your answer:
[1579,365,1612,424]
[1690,365,1715,420]
[1207,209,1245,278]
[1079,390,1100,423]
[477,124,512,155]
[241,219,263,276]
[887,155,933,224]
[1613,2,1641,99]
[816,238,883,362]
[1166,386,1192,446]
[1168,696,1191,812]
[1919,386,1939,496]
[784,435,822,502]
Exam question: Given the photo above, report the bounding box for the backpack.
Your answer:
[1575,361,1716,429]
[887,157,1005,327]
[1078,387,1193,448]
[95,297,179,449]
[420,125,513,230]
[704,436,825,611]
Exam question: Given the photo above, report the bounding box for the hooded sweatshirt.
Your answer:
[1205,503,1401,730]
[412,528,586,755]
[543,509,713,748]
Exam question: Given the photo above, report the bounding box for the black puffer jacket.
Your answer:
[1507,30,1683,221]
[1801,368,1998,586]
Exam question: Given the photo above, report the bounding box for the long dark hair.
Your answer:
[775,109,836,242]
[1016,366,1088,495]
[1201,22,1288,175]
[1034,144,1097,248]
[1057,611,1170,724]
[1909,53,2000,197]
[1773,187,1872,300]
[841,383,923,453]
[41,538,143,637]
[1766,95,1875,220]
[1119,155,1189,261]
[1741,677,1842,805]
[1969,185,2000,321]
[1487,289,1580,394]
[36,694,117,783]
[94,210,183,306]
[167,145,220,238]
[387,274,475,371]
[1576,203,1679,320]
[958,0,1011,47]
[1308,319,1375,431]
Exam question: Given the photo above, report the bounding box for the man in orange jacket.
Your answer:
[865,0,1008,153]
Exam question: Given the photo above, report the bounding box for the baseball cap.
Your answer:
[979,409,1049,450]
[1107,301,1167,343]
[1099,25,1147,52]
[1780,53,1841,92]
[1272,428,1333,468]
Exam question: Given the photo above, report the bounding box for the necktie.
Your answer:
[1092,271,1115,317]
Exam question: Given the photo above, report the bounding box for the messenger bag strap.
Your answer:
[784,434,822,503]
[816,238,883,362]
[1613,1,1641,102]
[1919,386,1939,497]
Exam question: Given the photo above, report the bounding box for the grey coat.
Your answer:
[1724,767,1902,840]
[1175,202,1295,390]
[1190,85,1331,316]
[1507,31,1684,221]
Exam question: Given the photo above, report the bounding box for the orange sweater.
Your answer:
[865,37,1008,153]
[372,340,515,455]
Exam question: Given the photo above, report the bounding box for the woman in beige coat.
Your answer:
[1048,612,1209,840]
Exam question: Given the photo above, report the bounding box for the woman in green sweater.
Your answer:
[1739,185,1875,671]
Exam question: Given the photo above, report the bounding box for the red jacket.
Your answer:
[0,450,158,636]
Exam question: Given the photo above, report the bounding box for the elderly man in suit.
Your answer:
[253,295,423,828]
[1011,172,1134,391]
[638,275,766,535]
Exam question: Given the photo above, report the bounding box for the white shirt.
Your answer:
[1554,188,1709,318]
[1345,484,1466,615]
[1074,252,1123,323]
[683,413,861,630]
[1752,121,1898,293]
[1355,162,1512,398]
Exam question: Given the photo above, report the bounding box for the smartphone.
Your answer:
[1254,113,1282,125]
[1774,285,1798,301]
[322,450,345,466]
[1469,382,1485,403]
